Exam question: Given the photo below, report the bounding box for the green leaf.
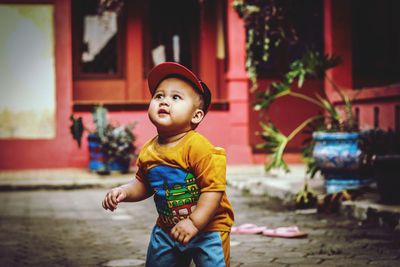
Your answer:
[297,74,305,88]
[69,115,84,148]
[92,105,108,140]
[258,122,290,173]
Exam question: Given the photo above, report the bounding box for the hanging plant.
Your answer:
[97,0,124,15]
[233,0,298,90]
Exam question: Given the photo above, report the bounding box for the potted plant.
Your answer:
[101,123,137,173]
[69,105,137,174]
[253,49,374,195]
[360,129,400,204]
[233,1,373,198]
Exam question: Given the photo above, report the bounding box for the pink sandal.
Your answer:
[262,225,307,238]
[231,223,267,235]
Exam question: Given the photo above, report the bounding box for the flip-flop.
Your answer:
[231,223,267,234]
[262,225,307,238]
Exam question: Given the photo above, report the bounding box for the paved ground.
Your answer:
[0,187,399,267]
[1,165,399,231]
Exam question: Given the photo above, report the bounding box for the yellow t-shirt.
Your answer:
[135,130,234,232]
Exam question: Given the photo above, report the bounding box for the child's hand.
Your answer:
[170,218,199,245]
[102,187,126,211]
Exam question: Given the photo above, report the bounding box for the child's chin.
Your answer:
[150,116,169,126]
[154,122,172,130]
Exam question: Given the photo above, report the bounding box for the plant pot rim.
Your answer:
[312,131,360,140]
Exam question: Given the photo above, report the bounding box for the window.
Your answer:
[352,0,400,88]
[72,0,125,79]
[257,0,323,78]
[71,0,223,108]
[72,0,129,105]
[144,0,200,76]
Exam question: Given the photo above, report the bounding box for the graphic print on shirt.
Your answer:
[147,165,200,227]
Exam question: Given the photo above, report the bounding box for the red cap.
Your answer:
[148,62,211,113]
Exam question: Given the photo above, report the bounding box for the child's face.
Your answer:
[148,77,204,136]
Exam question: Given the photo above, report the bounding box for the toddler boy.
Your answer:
[102,62,234,267]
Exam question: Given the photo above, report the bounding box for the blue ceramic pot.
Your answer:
[312,132,372,193]
[108,160,131,173]
[87,133,131,174]
[87,133,108,172]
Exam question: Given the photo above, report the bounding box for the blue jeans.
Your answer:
[146,225,227,267]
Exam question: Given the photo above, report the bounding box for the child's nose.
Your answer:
[159,98,169,106]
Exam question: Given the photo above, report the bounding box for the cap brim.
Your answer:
[148,62,204,95]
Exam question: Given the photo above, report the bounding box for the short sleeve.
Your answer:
[134,159,154,193]
[132,136,155,185]
[135,165,146,183]
[192,147,227,192]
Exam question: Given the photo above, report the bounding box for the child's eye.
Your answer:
[154,93,164,99]
[172,95,182,100]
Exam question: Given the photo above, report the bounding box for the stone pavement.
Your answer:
[0,168,133,191]
[226,165,400,231]
[0,164,399,230]
[0,187,399,267]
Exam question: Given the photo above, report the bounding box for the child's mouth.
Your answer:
[158,108,169,115]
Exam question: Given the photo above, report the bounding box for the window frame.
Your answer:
[71,0,126,80]
[70,0,228,110]
[142,0,200,79]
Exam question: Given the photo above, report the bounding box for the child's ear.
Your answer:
[191,109,204,125]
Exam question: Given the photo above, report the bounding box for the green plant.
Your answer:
[70,105,108,148]
[294,180,317,209]
[254,49,359,176]
[69,105,137,164]
[232,0,298,89]
[233,1,359,207]
[101,123,137,163]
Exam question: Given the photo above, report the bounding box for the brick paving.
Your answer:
[0,187,399,267]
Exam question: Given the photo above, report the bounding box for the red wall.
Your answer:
[0,0,74,169]
[2,0,397,170]
[67,110,234,168]
[249,79,325,164]
[324,0,400,132]
[0,0,253,170]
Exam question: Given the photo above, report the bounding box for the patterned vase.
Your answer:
[87,133,108,173]
[312,132,372,194]
[108,160,131,173]
[88,133,131,174]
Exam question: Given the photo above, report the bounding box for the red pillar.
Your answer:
[225,0,252,164]
[324,0,353,99]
